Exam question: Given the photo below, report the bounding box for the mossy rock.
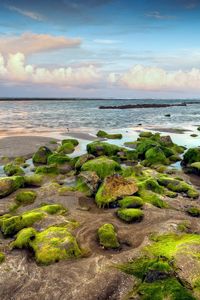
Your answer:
[124,141,137,149]
[145,146,168,166]
[157,175,199,199]
[74,154,95,170]
[47,153,71,165]
[62,139,79,146]
[118,196,143,208]
[3,163,25,176]
[76,171,100,196]
[117,208,144,222]
[14,157,26,165]
[81,156,121,179]
[146,233,200,260]
[32,146,52,164]
[95,175,138,208]
[35,164,59,175]
[57,142,75,154]
[24,174,43,187]
[189,162,200,176]
[87,141,121,157]
[98,223,120,249]
[191,134,198,137]
[0,204,64,236]
[97,130,122,139]
[15,190,37,206]
[138,190,168,209]
[182,148,200,166]
[187,207,200,217]
[0,176,24,198]
[139,131,153,138]
[12,226,82,265]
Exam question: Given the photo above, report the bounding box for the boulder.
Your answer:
[32,146,52,164]
[0,176,24,198]
[95,174,138,207]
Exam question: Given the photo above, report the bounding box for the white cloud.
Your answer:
[0,33,81,55]
[94,39,121,44]
[111,65,200,91]
[145,11,176,20]
[0,52,101,88]
[8,5,44,21]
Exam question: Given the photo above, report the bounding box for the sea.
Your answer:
[0,99,200,135]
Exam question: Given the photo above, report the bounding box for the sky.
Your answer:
[1,0,200,98]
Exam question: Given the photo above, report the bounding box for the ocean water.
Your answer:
[0,99,200,134]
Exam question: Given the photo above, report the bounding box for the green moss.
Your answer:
[138,190,168,208]
[117,208,144,222]
[145,146,168,166]
[81,156,121,179]
[15,190,37,205]
[62,139,79,146]
[157,175,199,199]
[146,233,200,260]
[98,223,120,249]
[24,174,43,187]
[12,227,37,248]
[139,131,153,138]
[0,176,24,198]
[3,163,25,176]
[12,226,82,265]
[138,278,195,300]
[87,141,121,157]
[32,146,52,164]
[183,148,200,165]
[57,142,75,154]
[119,196,143,208]
[190,162,200,170]
[49,140,57,144]
[0,204,64,236]
[177,221,190,232]
[164,190,177,198]
[35,164,59,175]
[40,204,66,214]
[0,252,5,263]
[187,207,200,217]
[136,139,159,158]
[31,226,82,265]
[14,156,26,165]
[117,257,171,279]
[97,130,122,139]
[47,153,71,165]
[58,186,76,195]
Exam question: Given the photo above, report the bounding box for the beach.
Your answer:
[0,100,200,299]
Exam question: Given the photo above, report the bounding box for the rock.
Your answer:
[81,156,121,179]
[32,146,52,164]
[3,163,25,176]
[0,176,24,198]
[98,223,120,249]
[182,148,200,166]
[165,114,171,117]
[15,190,37,206]
[12,226,82,265]
[145,146,168,166]
[87,141,122,157]
[116,208,144,222]
[186,207,200,217]
[62,139,79,146]
[95,174,138,207]
[118,196,143,208]
[75,153,95,169]
[57,142,75,154]
[97,130,122,139]
[160,135,173,146]
[47,153,71,165]
[35,164,59,175]
[76,171,100,196]
[24,174,43,187]
[139,131,153,138]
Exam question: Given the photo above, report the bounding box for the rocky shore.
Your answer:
[0,131,200,299]
[99,102,187,109]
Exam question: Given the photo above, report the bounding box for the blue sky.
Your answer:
[0,0,200,98]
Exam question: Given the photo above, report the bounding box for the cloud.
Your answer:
[145,11,176,20]
[94,39,121,44]
[110,65,200,91]
[0,33,81,55]
[7,5,44,21]
[0,52,101,88]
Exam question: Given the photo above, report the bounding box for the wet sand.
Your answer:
[0,136,58,161]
